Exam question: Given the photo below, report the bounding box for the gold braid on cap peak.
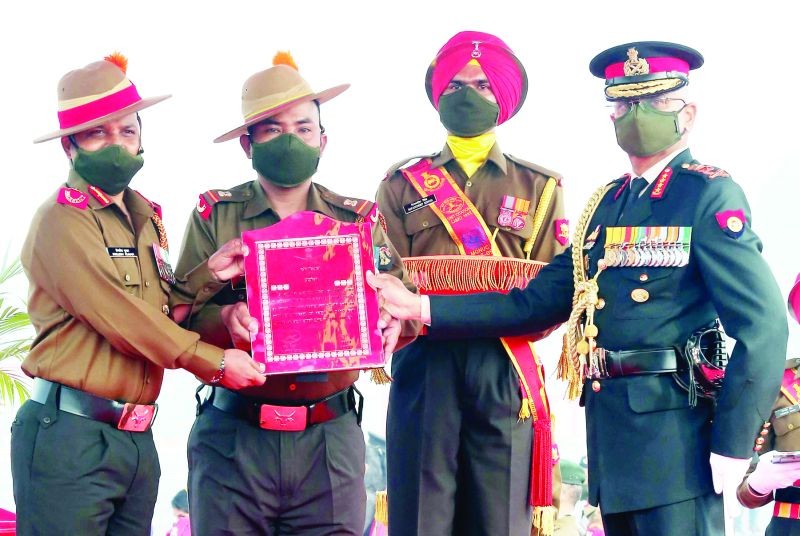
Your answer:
[273,51,299,71]
[104,51,128,74]
[605,78,683,99]
[558,183,613,399]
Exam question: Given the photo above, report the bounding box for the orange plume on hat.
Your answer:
[273,51,298,71]
[104,52,128,74]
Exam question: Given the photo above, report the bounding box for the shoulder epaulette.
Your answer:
[319,186,375,217]
[504,154,564,186]
[196,183,253,220]
[133,189,163,218]
[56,187,89,210]
[679,163,731,180]
[383,153,437,179]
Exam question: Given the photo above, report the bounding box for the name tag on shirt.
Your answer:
[403,195,436,214]
[107,247,137,258]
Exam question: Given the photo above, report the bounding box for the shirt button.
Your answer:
[162,304,170,315]
[289,384,297,391]
[639,273,649,282]
[42,416,51,424]
[145,281,151,287]
[790,423,795,431]
[422,221,429,228]
[124,274,131,282]
[466,181,472,187]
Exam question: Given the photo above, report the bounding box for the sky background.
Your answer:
[1,0,798,532]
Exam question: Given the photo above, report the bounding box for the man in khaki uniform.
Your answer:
[10,53,265,536]
[174,52,414,536]
[376,31,567,536]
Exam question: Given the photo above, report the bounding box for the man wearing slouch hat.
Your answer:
[174,52,415,535]
[11,53,265,536]
[370,40,788,535]
[376,31,568,535]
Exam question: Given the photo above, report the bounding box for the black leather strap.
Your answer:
[594,347,679,378]
[30,378,156,429]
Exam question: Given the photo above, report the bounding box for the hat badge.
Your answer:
[624,47,650,76]
[471,41,483,59]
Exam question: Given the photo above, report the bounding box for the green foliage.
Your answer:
[0,257,32,405]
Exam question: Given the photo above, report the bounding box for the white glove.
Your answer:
[747,451,800,494]
[710,452,750,526]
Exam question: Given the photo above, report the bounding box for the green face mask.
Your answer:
[438,87,499,138]
[614,102,684,157]
[251,133,321,187]
[72,144,144,195]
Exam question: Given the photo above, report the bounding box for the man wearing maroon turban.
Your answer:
[376,31,568,535]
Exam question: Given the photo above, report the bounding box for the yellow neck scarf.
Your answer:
[446,131,496,178]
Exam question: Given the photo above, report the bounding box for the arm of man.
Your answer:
[29,205,223,381]
[173,210,236,348]
[692,179,788,457]
[426,249,575,339]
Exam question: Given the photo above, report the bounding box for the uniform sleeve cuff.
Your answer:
[737,478,774,509]
[177,340,224,383]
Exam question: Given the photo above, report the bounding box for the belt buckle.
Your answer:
[259,404,308,431]
[117,403,157,432]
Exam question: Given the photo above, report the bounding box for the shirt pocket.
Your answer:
[111,256,142,293]
[773,407,800,439]
[403,207,445,238]
[610,266,677,320]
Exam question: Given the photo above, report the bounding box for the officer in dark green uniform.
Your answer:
[173,52,414,536]
[369,41,788,536]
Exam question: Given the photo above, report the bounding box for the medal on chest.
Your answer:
[152,243,176,285]
[497,195,530,230]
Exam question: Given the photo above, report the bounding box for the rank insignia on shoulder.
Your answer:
[681,163,730,179]
[343,198,359,207]
[56,187,89,210]
[715,209,746,238]
[196,194,213,220]
[87,185,111,206]
[554,219,570,246]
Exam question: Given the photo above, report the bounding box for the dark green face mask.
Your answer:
[72,144,144,195]
[251,133,321,187]
[438,87,499,137]
[614,102,684,157]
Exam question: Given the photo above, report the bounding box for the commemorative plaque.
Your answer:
[241,211,383,374]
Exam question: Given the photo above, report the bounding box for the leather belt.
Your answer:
[588,347,679,379]
[30,378,157,432]
[210,386,358,432]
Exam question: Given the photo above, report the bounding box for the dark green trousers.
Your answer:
[387,337,533,536]
[188,402,366,535]
[10,399,160,536]
[600,492,723,535]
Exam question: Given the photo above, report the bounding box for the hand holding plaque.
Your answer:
[241,211,384,375]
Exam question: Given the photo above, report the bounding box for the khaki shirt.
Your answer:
[174,179,413,402]
[377,143,567,261]
[21,171,224,404]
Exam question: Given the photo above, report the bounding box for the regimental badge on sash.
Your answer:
[497,195,531,230]
[715,209,746,239]
[603,226,692,268]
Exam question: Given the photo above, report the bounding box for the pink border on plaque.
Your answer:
[242,212,384,375]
